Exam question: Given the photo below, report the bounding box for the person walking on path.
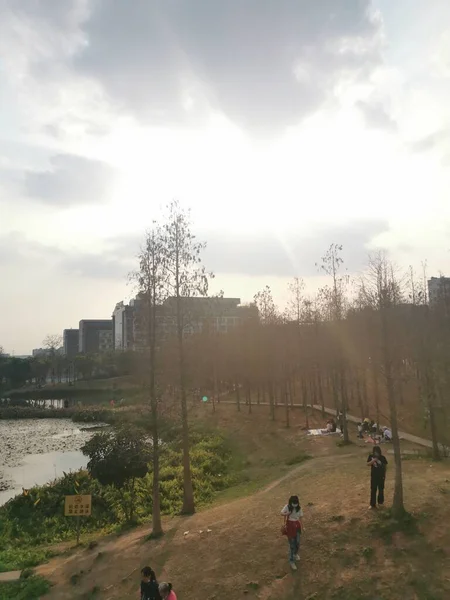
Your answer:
[367,445,388,509]
[281,495,304,571]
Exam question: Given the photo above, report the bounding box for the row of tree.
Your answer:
[0,346,138,391]
[3,200,449,530]
[133,211,450,526]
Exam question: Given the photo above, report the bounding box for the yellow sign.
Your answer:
[64,494,92,517]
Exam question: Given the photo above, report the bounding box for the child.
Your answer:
[281,494,304,571]
[140,566,161,600]
[159,582,177,600]
[367,445,388,509]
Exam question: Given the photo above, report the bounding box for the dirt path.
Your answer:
[36,452,357,599]
[33,445,450,600]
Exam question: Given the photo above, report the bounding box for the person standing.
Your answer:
[367,445,388,509]
[140,566,161,600]
[281,495,304,571]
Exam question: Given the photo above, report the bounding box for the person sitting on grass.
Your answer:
[140,566,161,600]
[367,445,388,510]
[327,418,337,433]
[281,495,304,571]
[382,426,392,442]
[159,582,177,600]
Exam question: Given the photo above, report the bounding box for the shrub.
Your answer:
[0,575,51,600]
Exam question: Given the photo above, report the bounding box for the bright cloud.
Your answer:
[1,0,450,353]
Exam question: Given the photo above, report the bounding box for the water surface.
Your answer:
[0,419,104,506]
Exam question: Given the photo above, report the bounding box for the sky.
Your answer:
[1,0,450,355]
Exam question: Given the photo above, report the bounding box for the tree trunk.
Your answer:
[372,364,380,430]
[235,383,241,412]
[331,370,339,413]
[318,371,325,417]
[424,367,441,460]
[177,323,195,515]
[361,369,368,419]
[302,378,309,429]
[268,381,275,421]
[285,385,290,428]
[212,362,218,413]
[428,404,441,461]
[356,374,364,422]
[339,367,350,443]
[180,384,195,514]
[382,312,405,518]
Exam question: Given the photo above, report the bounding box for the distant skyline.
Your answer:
[1,1,450,354]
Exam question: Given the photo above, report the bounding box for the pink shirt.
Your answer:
[167,592,177,600]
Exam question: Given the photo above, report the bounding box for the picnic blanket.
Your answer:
[308,428,341,436]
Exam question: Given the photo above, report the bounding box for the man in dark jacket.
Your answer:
[367,445,388,508]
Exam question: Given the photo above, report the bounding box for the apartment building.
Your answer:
[79,320,113,354]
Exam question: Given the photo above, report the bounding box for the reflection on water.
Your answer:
[0,449,87,505]
[0,418,106,507]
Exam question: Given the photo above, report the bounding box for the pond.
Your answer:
[0,419,107,505]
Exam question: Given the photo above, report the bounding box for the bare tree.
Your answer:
[319,244,350,442]
[43,334,63,383]
[359,251,406,517]
[131,224,167,536]
[254,286,279,420]
[163,200,213,515]
[43,334,62,352]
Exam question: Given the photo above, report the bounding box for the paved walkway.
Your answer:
[219,398,446,452]
[308,404,448,452]
[0,570,20,582]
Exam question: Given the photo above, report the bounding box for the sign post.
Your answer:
[64,494,92,545]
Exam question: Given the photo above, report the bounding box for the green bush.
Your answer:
[0,429,241,571]
[0,548,56,573]
[0,575,51,600]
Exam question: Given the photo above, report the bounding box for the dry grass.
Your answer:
[36,404,450,600]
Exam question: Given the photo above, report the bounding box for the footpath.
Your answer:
[219,399,446,453]
[308,404,441,451]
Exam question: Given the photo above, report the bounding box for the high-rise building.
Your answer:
[79,320,113,354]
[112,302,134,350]
[428,277,450,307]
[63,329,79,358]
[130,295,257,350]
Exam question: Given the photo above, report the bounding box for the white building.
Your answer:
[112,301,134,350]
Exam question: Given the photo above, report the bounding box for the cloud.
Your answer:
[409,128,450,153]
[24,154,117,206]
[0,220,389,281]
[70,0,382,135]
[356,99,397,132]
[202,220,390,277]
[0,232,131,280]
[60,253,133,280]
